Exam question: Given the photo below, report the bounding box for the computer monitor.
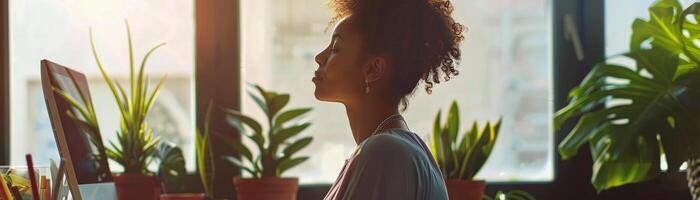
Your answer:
[40,59,117,200]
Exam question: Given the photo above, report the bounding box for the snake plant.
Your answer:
[89,20,167,175]
[196,102,215,195]
[429,100,502,180]
[222,84,313,178]
[555,0,700,192]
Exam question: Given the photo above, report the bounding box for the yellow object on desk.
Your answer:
[39,176,46,200]
[0,173,13,200]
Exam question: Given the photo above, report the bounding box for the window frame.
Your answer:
[1,0,9,165]
[194,0,243,198]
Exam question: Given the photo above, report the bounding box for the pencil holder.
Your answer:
[0,166,52,200]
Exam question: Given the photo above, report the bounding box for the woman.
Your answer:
[312,0,465,199]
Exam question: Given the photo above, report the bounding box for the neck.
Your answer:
[344,97,404,145]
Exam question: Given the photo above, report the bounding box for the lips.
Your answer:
[312,71,324,83]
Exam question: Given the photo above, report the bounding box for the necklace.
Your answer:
[370,114,407,135]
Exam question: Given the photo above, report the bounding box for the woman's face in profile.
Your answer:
[313,17,369,104]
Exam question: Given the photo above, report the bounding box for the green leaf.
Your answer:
[223,108,264,147]
[440,124,454,178]
[222,108,262,134]
[223,156,257,177]
[271,123,311,146]
[459,122,492,179]
[248,90,269,115]
[559,109,618,159]
[252,155,262,178]
[446,101,460,145]
[429,110,443,174]
[195,102,216,195]
[268,94,290,119]
[223,137,254,162]
[282,137,313,158]
[89,28,126,113]
[251,83,269,101]
[157,141,186,184]
[467,122,479,148]
[454,121,479,177]
[588,127,660,192]
[274,108,312,129]
[277,156,309,176]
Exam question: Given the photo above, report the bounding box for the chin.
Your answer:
[313,89,325,101]
[313,88,343,103]
[313,86,328,101]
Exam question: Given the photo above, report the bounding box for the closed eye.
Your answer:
[330,34,343,53]
[331,41,339,53]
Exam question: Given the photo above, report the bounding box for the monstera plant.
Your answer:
[222,84,313,200]
[429,101,501,200]
[554,0,700,196]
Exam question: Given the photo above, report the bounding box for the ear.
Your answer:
[364,56,389,83]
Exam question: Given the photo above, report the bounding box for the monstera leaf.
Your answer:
[157,141,186,191]
[555,0,700,192]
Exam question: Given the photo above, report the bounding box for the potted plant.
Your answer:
[53,51,189,200]
[554,0,700,197]
[158,141,205,200]
[429,101,501,200]
[157,102,217,200]
[221,84,313,200]
[89,21,167,200]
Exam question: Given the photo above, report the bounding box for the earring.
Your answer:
[365,79,370,94]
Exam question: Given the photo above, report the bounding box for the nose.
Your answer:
[315,48,328,66]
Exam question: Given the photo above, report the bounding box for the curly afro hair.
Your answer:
[329,0,465,111]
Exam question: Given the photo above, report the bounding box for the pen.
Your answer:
[25,154,41,200]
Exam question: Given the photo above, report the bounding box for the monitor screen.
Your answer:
[43,61,112,184]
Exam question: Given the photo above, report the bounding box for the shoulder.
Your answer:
[356,130,421,162]
[361,131,410,151]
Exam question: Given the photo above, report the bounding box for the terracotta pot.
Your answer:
[113,174,161,200]
[233,176,299,200]
[445,179,485,200]
[160,193,206,200]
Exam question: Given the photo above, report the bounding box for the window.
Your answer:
[241,0,552,183]
[9,0,195,171]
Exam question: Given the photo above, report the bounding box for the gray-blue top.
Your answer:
[324,129,449,200]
